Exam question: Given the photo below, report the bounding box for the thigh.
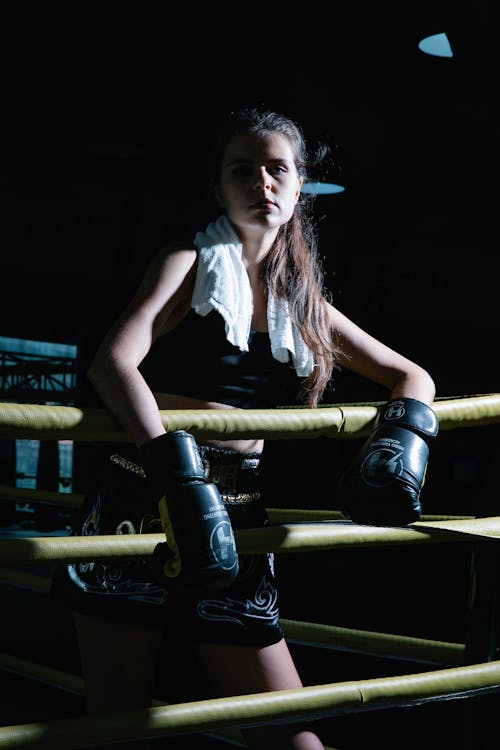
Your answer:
[73,611,164,715]
[191,638,324,750]
[192,637,303,694]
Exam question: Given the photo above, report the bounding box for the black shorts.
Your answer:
[50,444,284,647]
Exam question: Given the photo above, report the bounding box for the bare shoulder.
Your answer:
[158,238,197,258]
[138,241,198,295]
[129,240,199,335]
[149,240,198,275]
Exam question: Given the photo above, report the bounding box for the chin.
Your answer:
[248,213,283,229]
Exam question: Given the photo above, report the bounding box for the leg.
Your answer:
[73,611,164,750]
[192,638,325,750]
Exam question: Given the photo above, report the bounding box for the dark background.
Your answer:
[1,5,499,748]
[1,5,498,401]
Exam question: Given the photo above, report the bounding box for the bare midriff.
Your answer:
[155,392,264,454]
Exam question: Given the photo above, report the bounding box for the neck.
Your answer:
[239,229,278,274]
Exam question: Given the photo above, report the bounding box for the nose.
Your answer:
[254,166,271,191]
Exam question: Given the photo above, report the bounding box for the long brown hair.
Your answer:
[210,108,340,407]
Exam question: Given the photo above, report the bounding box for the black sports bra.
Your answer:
[139,308,301,408]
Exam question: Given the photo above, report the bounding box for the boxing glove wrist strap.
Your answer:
[139,430,207,486]
[377,398,439,440]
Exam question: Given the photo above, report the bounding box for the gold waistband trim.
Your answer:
[109,454,258,496]
[110,454,146,478]
[220,491,260,505]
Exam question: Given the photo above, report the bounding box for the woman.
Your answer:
[52,108,436,749]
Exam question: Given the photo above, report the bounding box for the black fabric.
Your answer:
[50,446,284,646]
[139,309,302,408]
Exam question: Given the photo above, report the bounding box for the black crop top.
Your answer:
[139,308,302,408]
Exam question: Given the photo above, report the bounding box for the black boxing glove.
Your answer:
[337,398,439,526]
[139,430,239,593]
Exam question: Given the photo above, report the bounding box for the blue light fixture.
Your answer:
[418,32,453,58]
[301,182,345,195]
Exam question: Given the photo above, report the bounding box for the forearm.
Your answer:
[87,361,165,447]
[330,306,437,407]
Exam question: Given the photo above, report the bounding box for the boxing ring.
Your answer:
[1,393,500,748]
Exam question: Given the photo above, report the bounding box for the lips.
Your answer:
[251,199,276,208]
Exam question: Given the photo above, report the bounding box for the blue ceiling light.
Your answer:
[301,182,345,195]
[418,32,453,58]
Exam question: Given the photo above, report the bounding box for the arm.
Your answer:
[87,244,239,592]
[87,244,198,446]
[330,304,436,405]
[328,304,438,526]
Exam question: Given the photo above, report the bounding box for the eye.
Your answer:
[268,165,287,175]
[230,164,253,178]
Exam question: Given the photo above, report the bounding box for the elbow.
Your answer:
[391,365,436,406]
[426,371,437,402]
[87,349,140,392]
[415,365,436,402]
[86,357,103,390]
[87,352,116,390]
[419,370,436,406]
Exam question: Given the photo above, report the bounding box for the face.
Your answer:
[216,131,303,236]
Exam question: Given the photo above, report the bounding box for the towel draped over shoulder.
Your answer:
[192,214,315,377]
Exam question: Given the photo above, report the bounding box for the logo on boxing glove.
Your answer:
[361,442,405,487]
[384,400,406,421]
[210,521,239,571]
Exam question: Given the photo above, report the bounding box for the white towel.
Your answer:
[192,214,315,377]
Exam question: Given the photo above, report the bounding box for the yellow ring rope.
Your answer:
[0,653,344,750]
[280,618,465,667]
[0,654,250,750]
[0,393,499,441]
[0,523,461,566]
[1,659,500,748]
[5,514,500,567]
